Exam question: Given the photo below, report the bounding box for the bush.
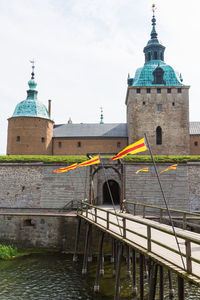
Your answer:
[0,244,18,259]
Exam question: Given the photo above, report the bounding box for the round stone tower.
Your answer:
[7,65,54,155]
[126,6,190,155]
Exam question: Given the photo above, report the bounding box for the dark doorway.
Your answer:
[103,180,120,205]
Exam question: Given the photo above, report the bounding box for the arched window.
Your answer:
[153,67,166,85]
[154,51,158,59]
[156,126,162,145]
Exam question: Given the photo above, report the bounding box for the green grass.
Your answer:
[0,244,18,259]
[0,155,87,163]
[0,155,200,163]
[123,155,200,163]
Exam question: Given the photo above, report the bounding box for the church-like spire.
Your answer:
[143,4,165,64]
[100,106,104,124]
[151,4,158,39]
[26,60,38,100]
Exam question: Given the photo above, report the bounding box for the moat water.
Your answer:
[0,253,199,299]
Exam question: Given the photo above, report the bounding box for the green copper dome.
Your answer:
[12,71,50,119]
[128,8,183,87]
[129,60,183,87]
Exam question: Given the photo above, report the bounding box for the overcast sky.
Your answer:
[0,0,199,154]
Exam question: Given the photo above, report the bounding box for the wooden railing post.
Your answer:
[95,207,97,223]
[183,213,187,230]
[107,211,109,230]
[143,205,146,218]
[123,217,126,239]
[185,240,192,273]
[134,203,136,215]
[160,208,163,223]
[147,225,151,252]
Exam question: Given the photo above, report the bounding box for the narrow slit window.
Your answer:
[16,136,20,142]
[117,142,121,148]
[41,137,45,143]
[156,126,162,145]
[58,142,62,148]
[77,141,81,147]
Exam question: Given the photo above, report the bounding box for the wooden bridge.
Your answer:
[75,200,200,300]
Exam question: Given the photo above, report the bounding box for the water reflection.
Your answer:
[0,253,199,299]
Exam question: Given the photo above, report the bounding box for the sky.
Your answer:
[0,0,200,154]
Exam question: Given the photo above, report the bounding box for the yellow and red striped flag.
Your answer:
[109,138,148,161]
[160,164,178,174]
[52,163,78,173]
[132,167,149,175]
[77,156,100,168]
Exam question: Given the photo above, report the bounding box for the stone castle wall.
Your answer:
[0,162,199,249]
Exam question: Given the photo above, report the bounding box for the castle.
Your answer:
[6,10,200,156]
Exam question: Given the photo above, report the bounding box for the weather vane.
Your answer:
[100,106,104,124]
[30,59,35,79]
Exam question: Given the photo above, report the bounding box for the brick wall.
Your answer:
[53,137,128,155]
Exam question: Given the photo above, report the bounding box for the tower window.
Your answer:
[153,67,166,85]
[157,104,162,111]
[77,141,81,147]
[156,126,162,145]
[194,141,198,146]
[143,101,146,105]
[148,52,151,61]
[146,88,151,94]
[136,88,141,94]
[41,137,45,143]
[16,136,20,142]
[117,142,121,148]
[157,88,161,94]
[154,51,158,59]
[58,142,62,148]
[178,88,182,93]
[167,88,171,94]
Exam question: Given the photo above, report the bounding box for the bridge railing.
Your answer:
[124,200,200,230]
[78,201,200,283]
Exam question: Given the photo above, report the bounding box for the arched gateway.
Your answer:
[103,180,120,205]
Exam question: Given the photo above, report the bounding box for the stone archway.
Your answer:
[103,180,120,205]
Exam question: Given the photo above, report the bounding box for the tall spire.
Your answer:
[143,4,165,64]
[26,60,38,100]
[151,4,158,39]
[100,106,104,124]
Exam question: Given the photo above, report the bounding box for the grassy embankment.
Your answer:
[0,155,200,163]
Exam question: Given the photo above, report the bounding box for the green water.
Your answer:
[0,253,199,299]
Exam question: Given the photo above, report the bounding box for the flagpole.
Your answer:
[144,133,186,270]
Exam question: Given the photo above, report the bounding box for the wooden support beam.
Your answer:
[168,270,175,300]
[88,225,93,262]
[132,248,137,297]
[114,242,123,300]
[178,276,184,300]
[148,263,158,300]
[140,253,144,300]
[94,231,105,292]
[73,217,81,262]
[111,238,115,263]
[82,223,91,274]
[126,245,131,277]
[159,265,164,300]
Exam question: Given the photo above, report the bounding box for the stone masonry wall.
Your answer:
[125,163,190,211]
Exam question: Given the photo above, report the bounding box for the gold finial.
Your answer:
[152,4,156,14]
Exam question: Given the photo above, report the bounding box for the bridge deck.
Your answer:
[78,203,200,286]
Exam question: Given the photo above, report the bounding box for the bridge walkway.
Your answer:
[77,201,200,287]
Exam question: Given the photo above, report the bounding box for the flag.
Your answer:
[132,167,149,175]
[109,138,148,161]
[52,163,78,173]
[77,156,100,167]
[160,164,178,174]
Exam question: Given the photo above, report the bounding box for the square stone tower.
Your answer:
[126,7,190,155]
